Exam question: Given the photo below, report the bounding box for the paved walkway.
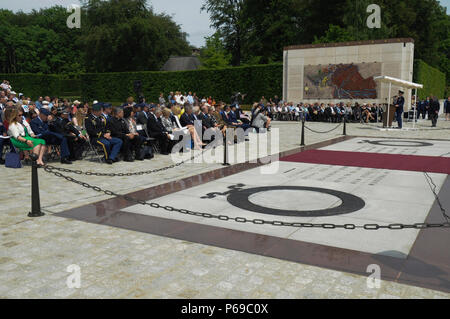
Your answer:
[1,118,449,298]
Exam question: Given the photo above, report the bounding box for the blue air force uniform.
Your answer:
[85,104,122,162]
[30,108,71,161]
[395,92,405,129]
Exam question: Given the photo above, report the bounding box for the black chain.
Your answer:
[360,121,450,131]
[424,172,450,223]
[304,121,343,134]
[43,166,450,231]
[45,148,209,177]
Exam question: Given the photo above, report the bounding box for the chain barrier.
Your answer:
[43,165,450,231]
[304,121,343,134]
[45,147,210,177]
[424,172,450,223]
[358,120,450,131]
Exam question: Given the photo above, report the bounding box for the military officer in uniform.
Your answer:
[85,103,122,164]
[30,108,72,164]
[101,103,113,121]
[51,108,87,161]
[394,90,405,129]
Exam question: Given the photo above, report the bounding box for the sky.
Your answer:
[2,0,449,48]
[1,0,214,47]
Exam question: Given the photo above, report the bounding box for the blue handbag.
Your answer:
[5,149,22,168]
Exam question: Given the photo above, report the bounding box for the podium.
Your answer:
[382,104,396,128]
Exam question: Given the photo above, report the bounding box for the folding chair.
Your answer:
[83,133,104,163]
[46,144,61,162]
[141,125,160,154]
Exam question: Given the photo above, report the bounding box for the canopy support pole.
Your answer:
[413,89,417,129]
[387,82,392,128]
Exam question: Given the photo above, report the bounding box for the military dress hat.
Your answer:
[102,103,112,109]
[399,90,404,94]
[92,103,102,111]
[40,108,51,116]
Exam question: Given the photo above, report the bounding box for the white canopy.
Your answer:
[374,76,423,89]
[374,76,423,129]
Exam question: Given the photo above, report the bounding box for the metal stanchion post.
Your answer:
[223,137,230,166]
[301,117,306,147]
[28,155,45,218]
[343,116,347,136]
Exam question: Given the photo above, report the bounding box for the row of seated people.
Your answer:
[134,103,252,156]
[264,102,383,123]
[1,100,272,166]
[1,106,87,166]
[87,102,245,164]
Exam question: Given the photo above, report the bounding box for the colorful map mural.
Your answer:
[303,63,381,99]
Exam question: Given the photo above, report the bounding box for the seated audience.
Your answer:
[85,103,123,164]
[30,108,72,164]
[7,107,46,166]
[107,107,143,162]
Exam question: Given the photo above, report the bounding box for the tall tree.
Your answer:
[80,0,191,72]
[201,0,246,66]
[199,32,231,69]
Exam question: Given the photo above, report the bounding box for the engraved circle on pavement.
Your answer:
[227,186,366,217]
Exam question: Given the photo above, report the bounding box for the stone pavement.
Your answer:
[1,118,449,299]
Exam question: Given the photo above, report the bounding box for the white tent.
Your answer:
[374,76,424,129]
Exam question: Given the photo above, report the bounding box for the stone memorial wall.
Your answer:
[283,38,415,109]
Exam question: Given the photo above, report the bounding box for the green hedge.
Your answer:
[2,60,445,103]
[0,74,64,99]
[80,63,283,104]
[413,60,446,100]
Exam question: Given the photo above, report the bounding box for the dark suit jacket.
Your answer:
[180,113,194,127]
[430,100,440,113]
[30,117,50,137]
[147,114,166,134]
[106,117,130,140]
[136,111,149,126]
[222,112,234,125]
[229,111,239,123]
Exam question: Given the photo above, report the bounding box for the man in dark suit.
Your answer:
[222,105,251,130]
[424,97,431,120]
[30,108,72,164]
[147,107,170,155]
[136,103,150,127]
[417,99,425,119]
[430,96,440,127]
[107,107,143,161]
[180,105,195,127]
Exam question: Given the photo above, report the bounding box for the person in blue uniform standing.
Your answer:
[85,103,122,164]
[395,90,405,129]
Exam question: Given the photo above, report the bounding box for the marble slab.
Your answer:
[122,161,447,258]
[320,138,450,157]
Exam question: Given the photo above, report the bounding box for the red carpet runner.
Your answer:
[281,150,450,174]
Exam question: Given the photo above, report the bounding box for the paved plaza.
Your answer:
[1,119,450,299]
